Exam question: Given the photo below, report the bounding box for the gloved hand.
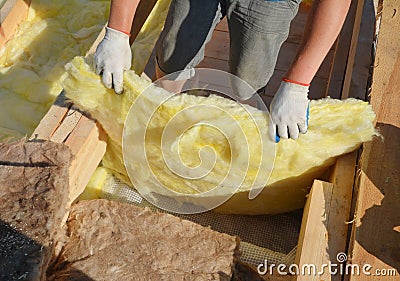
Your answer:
[94,27,132,94]
[269,80,310,141]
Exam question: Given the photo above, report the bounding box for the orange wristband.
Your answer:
[282,78,310,87]
[107,26,131,37]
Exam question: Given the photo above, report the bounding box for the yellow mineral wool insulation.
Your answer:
[64,56,377,214]
[0,0,109,138]
[77,166,109,201]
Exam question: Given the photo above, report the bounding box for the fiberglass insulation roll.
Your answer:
[63,56,377,215]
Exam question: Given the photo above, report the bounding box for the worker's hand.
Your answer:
[269,80,309,141]
[94,27,131,94]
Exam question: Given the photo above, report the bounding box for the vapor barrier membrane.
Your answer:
[63,56,377,215]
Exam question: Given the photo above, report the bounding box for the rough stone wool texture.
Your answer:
[48,199,238,281]
[0,140,72,281]
[63,57,377,215]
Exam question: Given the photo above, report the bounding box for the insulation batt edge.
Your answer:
[0,0,110,139]
[0,0,172,142]
[63,56,377,215]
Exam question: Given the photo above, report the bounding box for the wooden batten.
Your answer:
[294,180,335,281]
[30,93,107,206]
[0,0,31,48]
[347,0,400,279]
[326,0,368,100]
[341,0,366,99]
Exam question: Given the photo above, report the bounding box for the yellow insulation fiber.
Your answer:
[0,0,109,140]
[0,0,375,214]
[63,57,377,214]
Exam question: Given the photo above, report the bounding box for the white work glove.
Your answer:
[94,27,132,94]
[269,80,310,141]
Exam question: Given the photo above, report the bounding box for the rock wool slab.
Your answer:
[0,140,72,281]
[48,199,239,281]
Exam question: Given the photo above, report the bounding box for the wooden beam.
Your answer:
[294,180,334,281]
[30,93,107,205]
[0,0,31,48]
[341,0,366,99]
[346,0,376,100]
[326,0,361,99]
[348,0,400,279]
[65,118,107,205]
[328,151,359,281]
[295,151,358,281]
[30,92,72,141]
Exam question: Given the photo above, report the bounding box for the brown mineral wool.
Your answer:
[0,140,72,281]
[49,199,239,281]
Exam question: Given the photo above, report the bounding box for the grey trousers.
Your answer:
[155,0,301,99]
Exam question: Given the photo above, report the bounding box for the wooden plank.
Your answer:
[0,0,30,48]
[30,93,84,145]
[348,0,400,278]
[341,0,366,99]
[294,180,334,281]
[347,0,376,100]
[49,107,82,143]
[325,0,360,99]
[65,118,107,204]
[328,151,359,281]
[0,0,17,21]
[32,104,107,204]
[30,93,71,141]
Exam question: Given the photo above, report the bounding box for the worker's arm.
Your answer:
[94,0,139,94]
[269,0,351,141]
[108,0,138,34]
